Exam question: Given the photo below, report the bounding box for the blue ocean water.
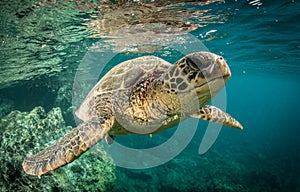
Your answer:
[0,0,299,191]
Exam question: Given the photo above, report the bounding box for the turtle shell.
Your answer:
[75,56,171,121]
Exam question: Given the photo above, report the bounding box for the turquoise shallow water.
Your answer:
[0,0,299,191]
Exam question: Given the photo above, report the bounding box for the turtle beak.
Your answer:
[216,57,231,80]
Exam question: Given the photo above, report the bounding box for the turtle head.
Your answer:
[163,51,231,106]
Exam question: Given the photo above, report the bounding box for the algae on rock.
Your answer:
[0,106,116,191]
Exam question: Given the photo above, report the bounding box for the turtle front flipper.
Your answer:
[22,117,114,178]
[190,105,243,130]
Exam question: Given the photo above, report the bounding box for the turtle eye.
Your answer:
[186,57,199,70]
[219,57,224,61]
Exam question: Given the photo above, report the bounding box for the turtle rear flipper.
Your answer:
[22,117,114,178]
[190,105,243,130]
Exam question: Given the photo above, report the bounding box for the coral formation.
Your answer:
[0,106,116,191]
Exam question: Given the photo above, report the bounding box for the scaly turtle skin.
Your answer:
[22,52,243,177]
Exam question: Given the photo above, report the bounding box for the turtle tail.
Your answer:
[22,118,111,178]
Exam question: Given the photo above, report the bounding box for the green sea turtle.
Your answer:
[22,51,243,177]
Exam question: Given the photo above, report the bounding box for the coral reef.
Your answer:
[0,106,116,191]
[114,155,248,192]
[114,133,299,192]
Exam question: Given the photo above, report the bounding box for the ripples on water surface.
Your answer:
[0,0,299,191]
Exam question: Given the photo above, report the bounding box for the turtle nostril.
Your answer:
[226,72,231,78]
[225,68,231,78]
